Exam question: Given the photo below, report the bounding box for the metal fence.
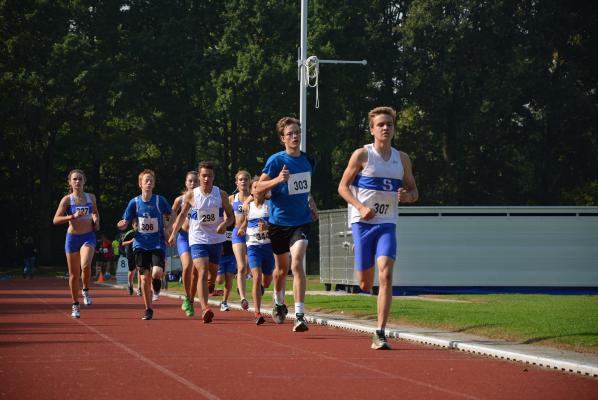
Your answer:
[319,206,598,294]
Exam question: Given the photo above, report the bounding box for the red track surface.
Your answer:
[1,278,597,400]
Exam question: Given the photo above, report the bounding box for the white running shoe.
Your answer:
[82,290,92,306]
[71,304,80,319]
[152,293,160,302]
[220,302,230,312]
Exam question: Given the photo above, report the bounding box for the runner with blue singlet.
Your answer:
[117,169,173,321]
[255,117,318,332]
[338,106,419,350]
[53,169,100,318]
[172,171,200,317]
[229,170,251,310]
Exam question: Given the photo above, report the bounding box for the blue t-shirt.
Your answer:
[122,194,172,251]
[262,151,313,226]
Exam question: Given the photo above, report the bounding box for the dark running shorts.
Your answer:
[268,223,310,255]
[134,249,165,273]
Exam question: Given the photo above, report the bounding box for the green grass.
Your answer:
[4,266,597,353]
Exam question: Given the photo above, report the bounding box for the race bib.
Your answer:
[138,216,159,233]
[288,172,311,195]
[75,206,90,216]
[198,208,218,224]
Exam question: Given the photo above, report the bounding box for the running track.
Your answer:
[1,278,596,400]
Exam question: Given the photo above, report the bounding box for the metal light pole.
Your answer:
[298,0,367,152]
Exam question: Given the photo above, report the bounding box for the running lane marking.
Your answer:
[213,324,485,400]
[31,292,221,400]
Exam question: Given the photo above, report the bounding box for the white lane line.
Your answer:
[212,324,485,400]
[31,292,221,400]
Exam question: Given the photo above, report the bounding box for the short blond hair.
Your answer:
[368,106,396,128]
[138,169,155,186]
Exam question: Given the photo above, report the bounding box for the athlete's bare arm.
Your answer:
[217,190,235,234]
[168,190,194,245]
[255,166,289,196]
[397,152,418,203]
[338,148,374,220]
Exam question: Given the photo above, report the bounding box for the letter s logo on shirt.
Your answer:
[382,179,393,191]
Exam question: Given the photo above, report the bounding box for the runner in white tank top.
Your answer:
[338,107,418,350]
[169,162,234,324]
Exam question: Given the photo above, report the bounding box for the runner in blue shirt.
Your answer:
[117,169,172,320]
[255,117,318,332]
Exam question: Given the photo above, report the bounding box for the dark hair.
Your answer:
[276,116,300,137]
[198,161,214,171]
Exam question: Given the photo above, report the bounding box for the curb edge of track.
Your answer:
[100,282,598,378]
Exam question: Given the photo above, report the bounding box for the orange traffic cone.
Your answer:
[97,272,104,283]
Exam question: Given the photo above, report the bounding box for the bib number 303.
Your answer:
[288,172,311,195]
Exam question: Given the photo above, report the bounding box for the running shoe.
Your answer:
[293,313,309,332]
[272,304,286,324]
[255,313,265,325]
[137,287,142,296]
[181,297,190,311]
[202,308,214,323]
[142,308,153,320]
[82,290,92,306]
[128,284,134,296]
[186,302,195,317]
[240,298,249,310]
[71,304,80,319]
[220,302,230,312]
[371,330,391,350]
[152,293,160,302]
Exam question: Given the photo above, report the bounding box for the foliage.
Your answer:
[1,0,596,265]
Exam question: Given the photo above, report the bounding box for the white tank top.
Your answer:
[349,144,404,225]
[188,186,225,245]
[246,201,271,246]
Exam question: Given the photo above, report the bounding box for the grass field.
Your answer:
[5,266,598,353]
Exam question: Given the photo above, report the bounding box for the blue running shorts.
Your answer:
[231,227,246,245]
[247,244,275,276]
[190,243,223,264]
[351,222,396,271]
[176,230,191,256]
[65,231,96,254]
[218,254,237,275]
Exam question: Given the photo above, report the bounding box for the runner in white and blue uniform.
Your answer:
[216,225,236,311]
[117,169,172,321]
[241,177,275,325]
[172,171,199,317]
[229,170,251,310]
[53,169,100,318]
[255,117,318,332]
[168,161,234,324]
[338,106,419,350]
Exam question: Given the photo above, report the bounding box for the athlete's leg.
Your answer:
[80,244,94,290]
[194,257,210,310]
[180,251,193,298]
[272,252,289,304]
[140,269,152,310]
[251,267,263,314]
[376,256,394,330]
[289,240,308,304]
[66,252,81,303]
[232,243,248,300]
[223,272,233,303]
